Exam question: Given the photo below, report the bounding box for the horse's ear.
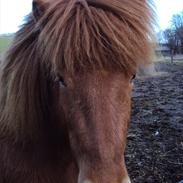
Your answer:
[32,0,48,21]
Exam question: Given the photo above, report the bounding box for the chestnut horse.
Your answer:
[0,0,154,182]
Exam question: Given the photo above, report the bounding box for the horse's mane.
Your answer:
[39,0,155,74]
[0,0,155,142]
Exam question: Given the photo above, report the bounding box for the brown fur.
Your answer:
[0,0,155,182]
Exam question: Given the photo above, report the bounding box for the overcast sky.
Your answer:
[0,0,183,34]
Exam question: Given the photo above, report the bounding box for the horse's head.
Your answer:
[0,0,154,182]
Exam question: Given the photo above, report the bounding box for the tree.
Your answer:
[163,11,183,63]
[163,28,176,63]
[171,12,183,54]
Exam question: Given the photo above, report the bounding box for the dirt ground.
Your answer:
[126,62,183,183]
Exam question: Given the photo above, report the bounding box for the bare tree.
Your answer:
[163,11,183,63]
[163,28,176,63]
[171,12,183,54]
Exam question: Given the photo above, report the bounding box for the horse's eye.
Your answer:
[59,77,67,87]
[56,76,67,88]
[131,74,136,83]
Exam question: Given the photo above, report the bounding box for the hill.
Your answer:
[0,34,14,54]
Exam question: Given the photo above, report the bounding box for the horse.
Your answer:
[0,0,154,182]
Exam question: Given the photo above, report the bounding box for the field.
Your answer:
[126,61,183,183]
[0,35,13,54]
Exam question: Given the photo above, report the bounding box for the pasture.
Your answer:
[127,61,183,183]
[0,35,13,54]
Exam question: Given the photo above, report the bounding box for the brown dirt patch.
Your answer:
[126,62,183,183]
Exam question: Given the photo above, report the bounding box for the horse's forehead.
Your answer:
[32,0,53,10]
[33,0,59,4]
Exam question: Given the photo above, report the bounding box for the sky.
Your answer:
[0,0,183,34]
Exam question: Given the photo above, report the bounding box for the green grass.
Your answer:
[0,35,14,54]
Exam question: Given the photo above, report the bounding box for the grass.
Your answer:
[0,35,14,54]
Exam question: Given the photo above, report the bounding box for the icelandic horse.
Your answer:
[0,0,154,182]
